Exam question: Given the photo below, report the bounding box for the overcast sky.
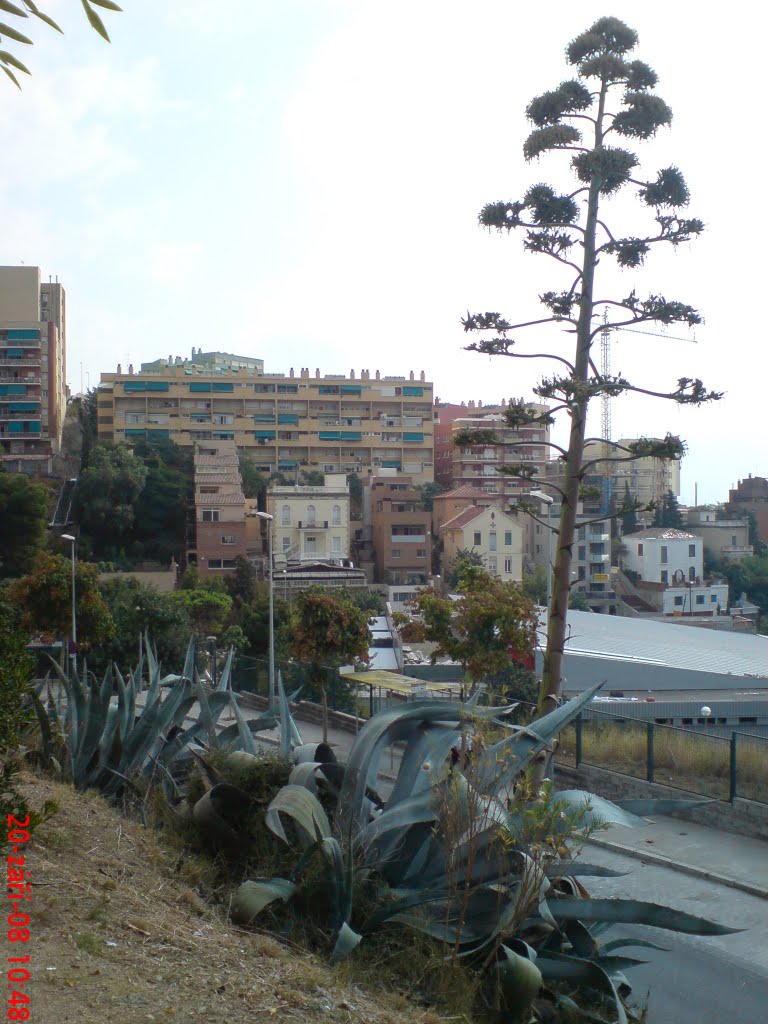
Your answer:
[1,1,761,505]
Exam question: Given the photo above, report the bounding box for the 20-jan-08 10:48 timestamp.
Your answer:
[6,814,31,1022]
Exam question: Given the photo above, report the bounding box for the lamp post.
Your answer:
[61,533,77,677]
[255,511,275,704]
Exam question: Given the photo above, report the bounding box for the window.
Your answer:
[732,535,738,547]
[689,565,696,581]
[416,548,426,558]
[660,546,668,564]
[674,595,684,606]
[331,536,341,553]
[488,558,497,572]
[307,504,316,526]
[221,535,236,545]
[637,543,643,555]
[473,531,481,546]
[391,549,401,559]
[661,570,668,584]
[489,532,497,551]
[281,504,290,525]
[504,557,513,573]
[711,594,718,602]
[696,594,705,605]
[282,537,291,551]
[202,509,219,522]
[332,504,341,525]
[208,559,223,568]
[688,543,696,557]
[504,531,512,546]
[578,545,586,560]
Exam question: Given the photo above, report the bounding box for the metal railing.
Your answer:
[558,709,768,804]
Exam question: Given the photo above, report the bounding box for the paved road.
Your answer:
[583,843,768,1023]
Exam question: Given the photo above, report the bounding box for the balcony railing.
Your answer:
[297,520,329,529]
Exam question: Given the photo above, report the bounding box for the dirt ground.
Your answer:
[22,774,429,1024]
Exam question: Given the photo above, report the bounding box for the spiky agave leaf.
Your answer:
[231,878,297,926]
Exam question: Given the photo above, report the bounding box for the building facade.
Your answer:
[189,439,248,576]
[369,474,432,588]
[0,266,67,473]
[727,476,768,545]
[622,528,703,586]
[686,508,752,562]
[96,360,434,484]
[266,474,351,562]
[440,505,524,584]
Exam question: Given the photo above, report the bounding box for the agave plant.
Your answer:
[231,683,740,1022]
[29,634,302,800]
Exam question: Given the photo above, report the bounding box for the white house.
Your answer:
[266,474,350,562]
[622,528,703,586]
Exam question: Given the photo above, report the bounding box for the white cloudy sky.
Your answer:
[1,1,761,504]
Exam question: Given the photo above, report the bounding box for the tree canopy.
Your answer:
[461,17,719,711]
[0,469,48,577]
[413,567,538,685]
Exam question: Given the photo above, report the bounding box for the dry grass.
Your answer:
[558,721,768,802]
[22,773,436,1024]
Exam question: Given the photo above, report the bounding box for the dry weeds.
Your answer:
[22,774,434,1024]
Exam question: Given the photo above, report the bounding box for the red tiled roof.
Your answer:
[438,486,494,499]
[441,506,486,531]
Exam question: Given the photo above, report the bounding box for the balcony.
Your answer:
[390,533,427,543]
[297,520,329,530]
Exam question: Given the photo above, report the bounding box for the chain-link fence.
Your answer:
[558,709,768,804]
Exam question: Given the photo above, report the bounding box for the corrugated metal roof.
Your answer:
[541,610,768,679]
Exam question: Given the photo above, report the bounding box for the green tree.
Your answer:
[415,480,445,511]
[461,17,720,712]
[129,438,192,564]
[239,584,291,658]
[11,551,114,653]
[0,584,33,752]
[346,472,363,519]
[94,576,193,675]
[521,565,547,606]
[620,481,638,536]
[413,568,538,688]
[0,1,123,89]
[288,586,371,741]
[166,587,233,638]
[76,443,148,557]
[568,590,591,611]
[448,548,484,589]
[654,489,684,529]
[348,588,386,615]
[0,469,48,577]
[239,452,267,501]
[226,555,258,607]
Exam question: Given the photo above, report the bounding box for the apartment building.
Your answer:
[369,474,431,588]
[621,527,728,615]
[727,476,768,545]
[96,358,434,484]
[0,266,67,473]
[686,507,752,562]
[266,474,351,562]
[583,438,681,525]
[447,404,551,499]
[189,439,248,577]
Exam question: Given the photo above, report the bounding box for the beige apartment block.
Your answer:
[0,266,67,473]
[440,505,524,583]
[96,360,434,484]
[584,438,681,521]
[686,507,752,562]
[266,473,351,562]
[190,440,248,577]
[446,403,551,498]
[369,474,432,587]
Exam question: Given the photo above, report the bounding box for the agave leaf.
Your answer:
[600,937,671,954]
[265,785,331,848]
[27,687,53,763]
[386,723,460,806]
[113,666,131,743]
[610,798,714,816]
[144,631,160,696]
[226,694,258,754]
[216,646,235,691]
[231,878,296,926]
[73,670,113,782]
[181,635,196,683]
[276,670,302,754]
[193,782,250,839]
[495,942,543,1019]
[194,667,219,747]
[330,921,362,964]
[548,896,743,935]
[353,786,440,856]
[289,762,322,792]
[215,709,279,748]
[549,863,628,879]
[553,791,652,829]
[361,887,451,935]
[536,951,628,1024]
[473,681,604,795]
[95,705,121,776]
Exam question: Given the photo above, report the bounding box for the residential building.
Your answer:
[189,439,248,577]
[446,404,551,499]
[727,476,768,545]
[266,474,351,563]
[440,505,524,584]
[369,474,432,589]
[686,508,752,562]
[96,360,434,484]
[271,560,368,601]
[0,266,67,473]
[622,527,703,586]
[534,495,616,612]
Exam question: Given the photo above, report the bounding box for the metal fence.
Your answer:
[558,708,768,804]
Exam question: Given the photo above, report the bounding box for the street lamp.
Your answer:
[254,511,276,705]
[61,533,77,676]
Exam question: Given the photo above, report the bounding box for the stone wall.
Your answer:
[555,761,768,840]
